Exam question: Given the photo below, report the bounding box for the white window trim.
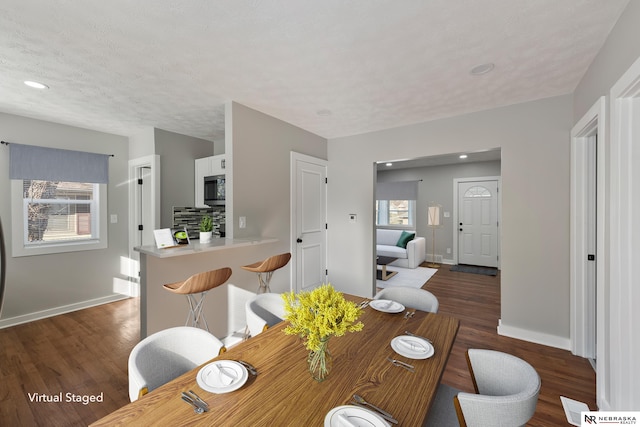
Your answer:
[10,180,108,257]
[376,199,416,229]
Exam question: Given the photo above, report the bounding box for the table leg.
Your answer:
[378,265,398,281]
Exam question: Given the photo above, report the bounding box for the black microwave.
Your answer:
[204,175,225,206]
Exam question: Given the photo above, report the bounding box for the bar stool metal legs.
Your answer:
[184,291,210,331]
[241,252,291,294]
[255,271,275,293]
[163,267,232,332]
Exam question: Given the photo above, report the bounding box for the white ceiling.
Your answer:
[0,0,629,142]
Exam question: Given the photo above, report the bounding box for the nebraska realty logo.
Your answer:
[583,412,640,425]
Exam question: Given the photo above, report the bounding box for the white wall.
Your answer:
[0,112,129,326]
[328,95,572,348]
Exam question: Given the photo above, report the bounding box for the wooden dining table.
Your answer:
[91,295,459,426]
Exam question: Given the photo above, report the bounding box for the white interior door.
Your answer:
[457,180,499,267]
[128,155,160,281]
[572,133,597,360]
[291,152,327,293]
[570,96,605,404]
[139,166,154,247]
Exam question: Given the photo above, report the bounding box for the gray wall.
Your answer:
[573,0,640,121]
[328,95,572,347]
[153,128,213,228]
[377,160,501,262]
[227,102,327,240]
[572,0,640,411]
[0,112,129,324]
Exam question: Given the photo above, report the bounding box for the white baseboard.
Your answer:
[497,319,571,351]
[424,255,455,265]
[0,294,131,330]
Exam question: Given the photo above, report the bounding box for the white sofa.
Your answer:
[376,229,426,269]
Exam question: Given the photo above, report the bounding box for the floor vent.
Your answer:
[560,396,589,426]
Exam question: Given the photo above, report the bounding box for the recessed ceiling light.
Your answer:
[386,162,393,167]
[470,63,494,76]
[459,154,468,159]
[316,109,332,116]
[24,80,49,89]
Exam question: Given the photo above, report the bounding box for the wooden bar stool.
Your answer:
[163,267,232,331]
[241,252,291,293]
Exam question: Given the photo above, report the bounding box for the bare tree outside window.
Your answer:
[24,180,58,242]
[22,180,95,244]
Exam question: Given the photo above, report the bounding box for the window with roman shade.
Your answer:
[8,143,110,256]
[376,180,419,227]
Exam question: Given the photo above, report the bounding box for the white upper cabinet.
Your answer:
[210,154,226,176]
[195,154,226,207]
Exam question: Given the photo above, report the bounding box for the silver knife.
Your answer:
[404,330,433,344]
[237,359,258,376]
[187,390,209,409]
[350,401,399,424]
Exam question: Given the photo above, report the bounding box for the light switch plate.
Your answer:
[110,214,118,223]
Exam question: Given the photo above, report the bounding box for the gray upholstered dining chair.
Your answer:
[374,286,439,313]
[245,292,285,337]
[128,326,226,402]
[424,349,541,427]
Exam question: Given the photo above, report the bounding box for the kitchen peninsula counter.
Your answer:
[134,237,281,340]
[135,237,278,259]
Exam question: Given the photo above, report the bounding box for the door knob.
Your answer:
[296,238,303,243]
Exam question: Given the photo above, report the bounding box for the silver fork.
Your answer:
[386,357,415,372]
[181,395,204,414]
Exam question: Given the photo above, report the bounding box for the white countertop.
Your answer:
[135,237,278,258]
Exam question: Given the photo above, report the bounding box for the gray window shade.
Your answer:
[9,144,109,183]
[376,180,418,200]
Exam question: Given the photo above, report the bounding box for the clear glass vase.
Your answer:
[307,337,332,382]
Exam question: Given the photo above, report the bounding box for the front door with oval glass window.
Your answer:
[458,180,498,267]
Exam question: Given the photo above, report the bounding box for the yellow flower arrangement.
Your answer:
[282,283,364,352]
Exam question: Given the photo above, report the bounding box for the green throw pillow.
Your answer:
[396,231,415,248]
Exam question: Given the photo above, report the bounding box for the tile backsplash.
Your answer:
[172,206,225,239]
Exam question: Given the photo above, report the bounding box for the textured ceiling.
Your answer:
[0,0,629,142]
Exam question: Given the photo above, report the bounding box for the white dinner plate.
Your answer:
[390,335,434,359]
[324,405,391,427]
[196,360,248,394]
[369,299,405,313]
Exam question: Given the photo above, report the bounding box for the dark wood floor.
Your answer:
[424,265,596,426]
[0,299,139,426]
[0,267,595,426]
